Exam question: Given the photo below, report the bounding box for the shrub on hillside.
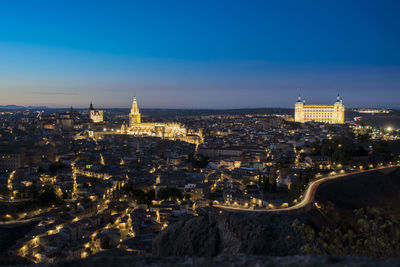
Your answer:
[292,207,400,258]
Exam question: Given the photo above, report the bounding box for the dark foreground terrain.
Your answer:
[28,254,400,267]
[153,167,400,257]
[314,167,400,214]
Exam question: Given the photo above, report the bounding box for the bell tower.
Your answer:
[89,102,103,123]
[129,96,141,126]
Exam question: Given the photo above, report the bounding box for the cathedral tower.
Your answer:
[89,102,103,123]
[129,96,141,126]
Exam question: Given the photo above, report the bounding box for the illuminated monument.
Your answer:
[129,96,141,125]
[89,102,104,123]
[122,97,188,139]
[295,95,345,124]
[90,97,202,144]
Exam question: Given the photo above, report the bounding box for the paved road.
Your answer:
[215,165,400,213]
[0,217,41,226]
[0,207,54,225]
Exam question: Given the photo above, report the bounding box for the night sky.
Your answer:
[0,0,399,108]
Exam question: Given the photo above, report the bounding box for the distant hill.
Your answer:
[0,105,48,110]
[125,108,294,117]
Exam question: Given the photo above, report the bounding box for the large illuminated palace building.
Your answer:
[295,95,345,124]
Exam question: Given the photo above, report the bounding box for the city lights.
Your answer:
[0,1,399,263]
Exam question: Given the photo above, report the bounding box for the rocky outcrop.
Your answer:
[152,213,220,257]
[153,212,305,257]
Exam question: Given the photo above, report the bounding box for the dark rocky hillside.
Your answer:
[314,168,400,214]
[153,168,400,257]
[153,212,305,257]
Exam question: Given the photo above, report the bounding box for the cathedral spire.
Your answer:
[129,96,141,125]
[131,96,139,114]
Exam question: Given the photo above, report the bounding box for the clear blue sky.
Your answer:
[0,0,399,108]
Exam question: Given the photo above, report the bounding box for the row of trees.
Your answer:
[122,183,189,205]
[157,188,184,200]
[0,184,63,207]
[287,170,316,200]
[310,135,398,165]
[259,174,278,193]
[122,183,155,205]
[310,137,356,164]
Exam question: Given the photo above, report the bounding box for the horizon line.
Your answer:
[0,105,397,110]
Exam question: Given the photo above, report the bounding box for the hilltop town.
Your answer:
[0,98,399,263]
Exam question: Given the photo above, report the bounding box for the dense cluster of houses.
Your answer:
[0,109,388,263]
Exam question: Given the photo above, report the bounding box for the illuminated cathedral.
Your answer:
[89,97,202,144]
[121,97,188,139]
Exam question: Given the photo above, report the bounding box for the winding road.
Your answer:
[214,164,400,213]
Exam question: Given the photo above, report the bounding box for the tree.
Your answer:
[289,177,306,200]
[49,162,68,174]
[310,137,355,165]
[188,153,209,169]
[0,186,11,199]
[122,183,155,205]
[357,133,371,144]
[183,193,191,200]
[61,191,69,199]
[38,185,63,206]
[205,191,220,200]
[157,188,182,200]
[14,185,40,199]
[26,185,40,199]
[271,179,277,193]
[145,189,155,204]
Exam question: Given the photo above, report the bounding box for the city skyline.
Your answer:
[1,1,400,264]
[1,0,400,108]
